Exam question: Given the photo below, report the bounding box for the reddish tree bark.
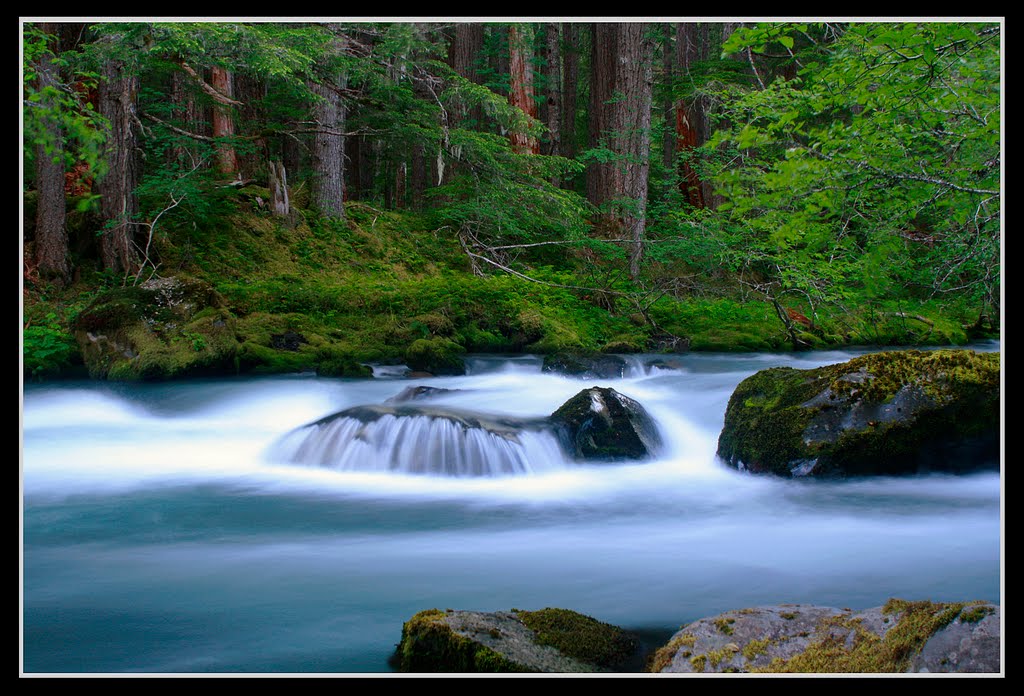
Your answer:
[210,66,239,177]
[508,24,538,154]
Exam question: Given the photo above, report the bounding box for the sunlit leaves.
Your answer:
[711,21,1000,309]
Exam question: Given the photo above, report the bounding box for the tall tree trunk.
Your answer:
[616,23,654,279]
[309,27,347,218]
[560,23,579,166]
[235,73,266,181]
[169,70,206,169]
[662,24,677,172]
[508,24,538,154]
[97,57,141,275]
[210,66,239,178]
[676,23,706,208]
[32,22,69,284]
[587,22,618,210]
[542,23,561,160]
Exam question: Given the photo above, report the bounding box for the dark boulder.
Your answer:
[393,608,641,673]
[649,599,1000,673]
[550,386,663,461]
[542,352,628,379]
[72,275,238,380]
[717,349,1000,477]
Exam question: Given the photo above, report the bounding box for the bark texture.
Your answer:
[587,22,654,278]
[97,57,141,275]
[32,22,69,283]
[508,24,538,154]
[309,27,347,218]
[210,66,239,177]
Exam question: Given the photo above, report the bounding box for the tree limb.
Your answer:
[178,61,244,106]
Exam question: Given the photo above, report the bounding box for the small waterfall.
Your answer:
[273,405,569,477]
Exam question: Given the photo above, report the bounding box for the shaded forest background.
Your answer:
[21,19,1002,379]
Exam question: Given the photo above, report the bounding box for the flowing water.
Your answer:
[21,344,1002,674]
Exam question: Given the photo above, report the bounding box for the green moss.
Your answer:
[755,600,969,673]
[515,608,638,670]
[647,633,696,673]
[714,617,736,635]
[690,654,707,672]
[394,609,534,673]
[405,337,466,375]
[742,638,772,660]
[718,349,1000,476]
[957,603,994,623]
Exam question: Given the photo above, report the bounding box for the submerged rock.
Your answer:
[279,404,556,476]
[72,275,238,380]
[649,599,1000,674]
[384,385,462,404]
[550,386,663,461]
[393,608,641,673]
[542,352,628,379]
[282,386,664,475]
[717,349,1000,477]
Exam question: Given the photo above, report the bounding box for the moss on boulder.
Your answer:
[717,349,1000,477]
[650,600,1000,674]
[404,337,466,376]
[73,276,239,380]
[393,608,640,673]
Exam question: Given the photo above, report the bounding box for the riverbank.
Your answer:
[22,203,999,382]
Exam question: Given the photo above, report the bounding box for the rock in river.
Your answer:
[716,349,1000,477]
[649,599,1000,673]
[550,386,663,461]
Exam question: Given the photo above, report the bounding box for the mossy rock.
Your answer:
[73,276,239,380]
[650,600,1000,673]
[550,387,663,461]
[404,337,466,376]
[717,349,1000,477]
[393,608,640,673]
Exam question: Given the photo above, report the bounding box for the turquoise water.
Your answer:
[21,346,1002,673]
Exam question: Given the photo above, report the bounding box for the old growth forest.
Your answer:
[21,20,1002,380]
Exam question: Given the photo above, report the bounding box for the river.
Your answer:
[21,344,1002,674]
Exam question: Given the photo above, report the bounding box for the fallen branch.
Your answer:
[884,311,934,327]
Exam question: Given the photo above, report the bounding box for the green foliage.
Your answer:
[23,313,78,379]
[711,22,1000,317]
[22,24,108,177]
[428,129,589,249]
